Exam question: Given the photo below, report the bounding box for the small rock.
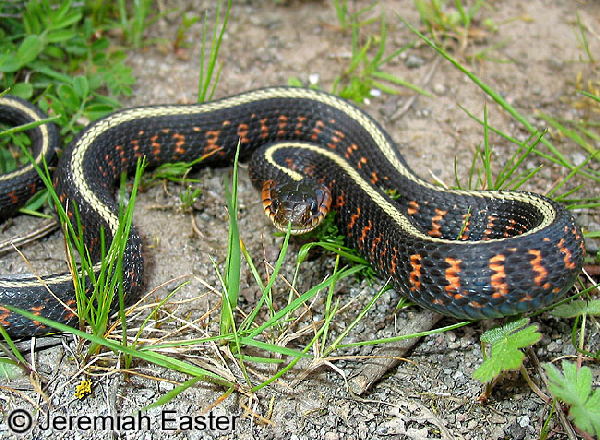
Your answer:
[406,54,425,68]
[518,415,530,428]
[432,83,446,95]
[571,152,587,167]
[548,58,565,71]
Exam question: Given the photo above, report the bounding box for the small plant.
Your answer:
[173,12,200,52]
[414,0,487,49]
[197,0,231,103]
[544,361,600,438]
[331,12,430,103]
[473,319,541,385]
[0,0,135,155]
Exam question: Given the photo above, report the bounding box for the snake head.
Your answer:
[261,179,332,235]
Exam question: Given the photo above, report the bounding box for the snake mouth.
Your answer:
[261,179,332,235]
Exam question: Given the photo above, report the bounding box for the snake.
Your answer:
[0,88,586,339]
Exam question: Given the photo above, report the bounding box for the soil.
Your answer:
[1,1,599,439]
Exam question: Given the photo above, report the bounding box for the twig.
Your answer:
[348,309,443,394]
[0,218,59,253]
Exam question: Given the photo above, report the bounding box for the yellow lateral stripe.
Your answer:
[0,96,51,181]
[264,142,555,244]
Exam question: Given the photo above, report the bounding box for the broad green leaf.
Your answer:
[474,320,541,382]
[46,29,76,43]
[7,83,34,99]
[0,358,26,381]
[72,75,89,100]
[480,318,529,344]
[57,83,80,110]
[16,35,44,68]
[545,361,600,437]
[551,300,600,318]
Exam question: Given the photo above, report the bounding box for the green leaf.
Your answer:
[49,9,82,31]
[7,83,34,99]
[72,75,89,100]
[0,358,26,381]
[84,103,118,121]
[57,83,80,110]
[474,319,541,382]
[91,36,110,51]
[16,34,44,67]
[0,36,44,72]
[480,317,529,344]
[544,361,600,437]
[46,29,76,43]
[287,77,304,87]
[551,300,600,318]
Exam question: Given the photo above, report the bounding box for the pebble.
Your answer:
[570,152,588,167]
[406,54,425,68]
[518,415,530,428]
[159,381,175,392]
[432,83,446,95]
[548,57,565,71]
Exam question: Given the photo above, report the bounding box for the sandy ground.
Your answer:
[1,1,599,439]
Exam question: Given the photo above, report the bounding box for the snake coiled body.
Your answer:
[0,88,585,338]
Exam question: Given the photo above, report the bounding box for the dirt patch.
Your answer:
[1,1,599,439]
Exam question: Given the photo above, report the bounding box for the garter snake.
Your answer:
[0,87,586,338]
